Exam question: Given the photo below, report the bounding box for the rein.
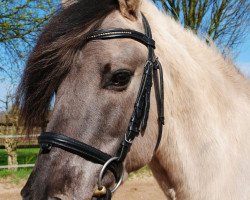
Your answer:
[38,13,164,200]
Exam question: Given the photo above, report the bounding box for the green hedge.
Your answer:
[0,148,39,181]
[0,148,39,166]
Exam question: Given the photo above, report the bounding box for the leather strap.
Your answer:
[38,133,122,181]
[87,28,155,48]
[152,58,165,151]
[116,60,153,162]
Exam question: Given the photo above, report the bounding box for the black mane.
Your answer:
[16,0,117,133]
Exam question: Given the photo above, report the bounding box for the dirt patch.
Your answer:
[113,176,166,200]
[0,179,24,200]
[0,176,166,200]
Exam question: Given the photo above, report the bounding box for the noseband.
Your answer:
[38,13,164,200]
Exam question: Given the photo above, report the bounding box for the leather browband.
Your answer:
[86,28,155,48]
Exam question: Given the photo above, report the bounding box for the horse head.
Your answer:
[18,0,163,199]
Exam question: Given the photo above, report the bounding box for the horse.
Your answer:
[17,0,250,199]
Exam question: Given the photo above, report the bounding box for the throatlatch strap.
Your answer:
[153,58,165,151]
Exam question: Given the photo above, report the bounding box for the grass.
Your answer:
[0,148,39,182]
[0,148,39,165]
[0,147,152,183]
[0,168,33,183]
[129,165,152,179]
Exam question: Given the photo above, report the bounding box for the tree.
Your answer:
[153,0,250,55]
[0,0,59,169]
[0,0,59,117]
[0,0,59,82]
[0,95,18,170]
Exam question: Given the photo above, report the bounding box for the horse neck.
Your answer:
[142,1,250,199]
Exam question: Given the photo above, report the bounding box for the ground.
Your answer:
[0,175,166,200]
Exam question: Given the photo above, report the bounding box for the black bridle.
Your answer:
[38,14,164,200]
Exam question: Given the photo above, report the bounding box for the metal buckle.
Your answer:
[40,143,52,154]
[124,134,133,144]
[96,157,124,194]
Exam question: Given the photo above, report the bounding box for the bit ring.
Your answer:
[97,157,123,193]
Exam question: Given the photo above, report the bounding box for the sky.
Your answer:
[235,34,250,77]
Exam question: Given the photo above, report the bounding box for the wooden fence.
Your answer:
[0,164,35,169]
[0,134,39,139]
[0,134,39,148]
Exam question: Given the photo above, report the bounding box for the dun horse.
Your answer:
[17,0,250,199]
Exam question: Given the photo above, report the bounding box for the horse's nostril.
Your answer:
[48,197,62,200]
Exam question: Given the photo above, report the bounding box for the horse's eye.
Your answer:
[109,70,132,87]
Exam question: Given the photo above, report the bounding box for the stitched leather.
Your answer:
[87,28,155,48]
[38,133,122,181]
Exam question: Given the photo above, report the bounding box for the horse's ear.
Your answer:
[118,0,142,20]
[61,0,77,8]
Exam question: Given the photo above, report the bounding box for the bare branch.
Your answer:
[155,0,250,55]
[0,1,58,82]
